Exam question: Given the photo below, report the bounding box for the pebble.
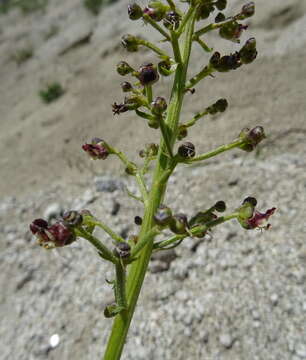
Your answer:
[295,344,306,358]
[94,176,124,193]
[270,293,279,306]
[219,333,234,349]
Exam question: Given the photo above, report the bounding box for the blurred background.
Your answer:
[1,0,306,359]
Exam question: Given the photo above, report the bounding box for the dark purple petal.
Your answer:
[29,218,48,234]
[247,207,276,229]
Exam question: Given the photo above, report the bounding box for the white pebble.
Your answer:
[49,334,60,348]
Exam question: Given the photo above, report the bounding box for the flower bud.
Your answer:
[158,60,172,77]
[219,20,248,43]
[30,218,76,249]
[177,124,188,140]
[137,63,159,86]
[197,3,215,20]
[124,94,144,110]
[114,242,131,258]
[169,213,188,234]
[143,1,169,22]
[207,98,228,114]
[151,96,167,115]
[238,126,266,151]
[215,12,226,23]
[121,34,139,52]
[128,3,143,20]
[243,196,257,207]
[62,210,83,226]
[104,303,118,318]
[209,52,221,68]
[154,205,173,226]
[134,216,142,225]
[163,11,180,30]
[177,142,196,159]
[139,143,159,158]
[217,53,241,72]
[215,0,227,11]
[120,81,133,92]
[189,211,217,238]
[116,61,133,76]
[238,2,255,19]
[214,200,226,212]
[125,162,137,175]
[239,38,257,64]
[82,138,110,160]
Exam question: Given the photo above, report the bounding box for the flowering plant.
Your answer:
[30,1,276,359]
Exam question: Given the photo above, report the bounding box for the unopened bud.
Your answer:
[151,96,167,115]
[134,216,142,225]
[215,0,227,11]
[139,143,159,158]
[154,205,173,226]
[215,12,226,23]
[239,38,257,64]
[62,210,83,226]
[177,142,196,159]
[143,1,169,22]
[125,162,138,175]
[177,124,188,140]
[117,61,133,76]
[137,63,159,86]
[128,3,143,20]
[214,201,226,212]
[169,214,188,234]
[121,34,139,52]
[239,126,266,151]
[197,3,215,20]
[239,2,255,19]
[158,60,172,76]
[207,98,228,114]
[219,20,248,43]
[121,81,133,92]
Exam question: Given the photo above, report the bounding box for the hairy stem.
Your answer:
[102,8,197,360]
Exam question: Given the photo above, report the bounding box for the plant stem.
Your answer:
[183,139,244,163]
[88,221,125,243]
[142,15,171,41]
[102,8,197,360]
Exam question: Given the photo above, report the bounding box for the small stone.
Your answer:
[270,293,279,306]
[219,333,234,348]
[49,334,60,348]
[94,176,124,193]
[295,343,306,358]
[43,203,63,220]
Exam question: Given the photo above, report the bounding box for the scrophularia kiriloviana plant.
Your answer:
[30,1,276,358]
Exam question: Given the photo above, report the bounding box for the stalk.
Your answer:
[102,8,197,360]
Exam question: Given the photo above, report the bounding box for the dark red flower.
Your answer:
[30,219,76,249]
[82,138,109,160]
[245,208,276,230]
[237,197,276,230]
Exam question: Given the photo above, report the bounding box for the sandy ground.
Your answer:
[1,0,306,359]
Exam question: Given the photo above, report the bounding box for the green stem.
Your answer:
[176,6,193,37]
[115,261,127,309]
[185,64,214,89]
[183,139,244,164]
[138,38,170,58]
[194,37,212,52]
[184,110,208,128]
[88,221,125,243]
[102,9,197,360]
[145,85,153,104]
[142,15,171,41]
[154,213,238,249]
[76,228,118,264]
